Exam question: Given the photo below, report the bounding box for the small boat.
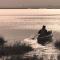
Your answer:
[37,31,53,45]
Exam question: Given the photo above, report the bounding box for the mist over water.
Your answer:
[0,9,60,44]
[0,20,59,40]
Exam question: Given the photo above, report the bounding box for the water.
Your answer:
[0,9,60,44]
[0,9,60,60]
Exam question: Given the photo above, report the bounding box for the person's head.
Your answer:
[42,25,46,29]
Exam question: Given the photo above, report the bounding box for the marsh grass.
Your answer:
[0,42,33,56]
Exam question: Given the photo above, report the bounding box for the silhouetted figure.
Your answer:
[38,25,47,37]
[37,25,53,45]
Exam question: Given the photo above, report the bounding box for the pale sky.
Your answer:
[0,0,60,8]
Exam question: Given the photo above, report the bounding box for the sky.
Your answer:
[0,0,60,8]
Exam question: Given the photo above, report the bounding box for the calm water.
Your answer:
[0,9,60,44]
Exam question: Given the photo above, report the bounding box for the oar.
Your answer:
[32,34,40,40]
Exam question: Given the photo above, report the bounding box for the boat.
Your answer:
[37,31,53,45]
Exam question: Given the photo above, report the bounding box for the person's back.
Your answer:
[38,25,47,36]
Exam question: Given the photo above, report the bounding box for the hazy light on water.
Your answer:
[0,9,60,42]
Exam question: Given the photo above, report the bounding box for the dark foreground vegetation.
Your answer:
[0,37,34,60]
[54,41,60,50]
[6,55,41,60]
[0,43,33,56]
[0,36,33,59]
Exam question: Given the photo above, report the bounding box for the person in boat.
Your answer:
[38,25,48,37]
[37,25,53,45]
